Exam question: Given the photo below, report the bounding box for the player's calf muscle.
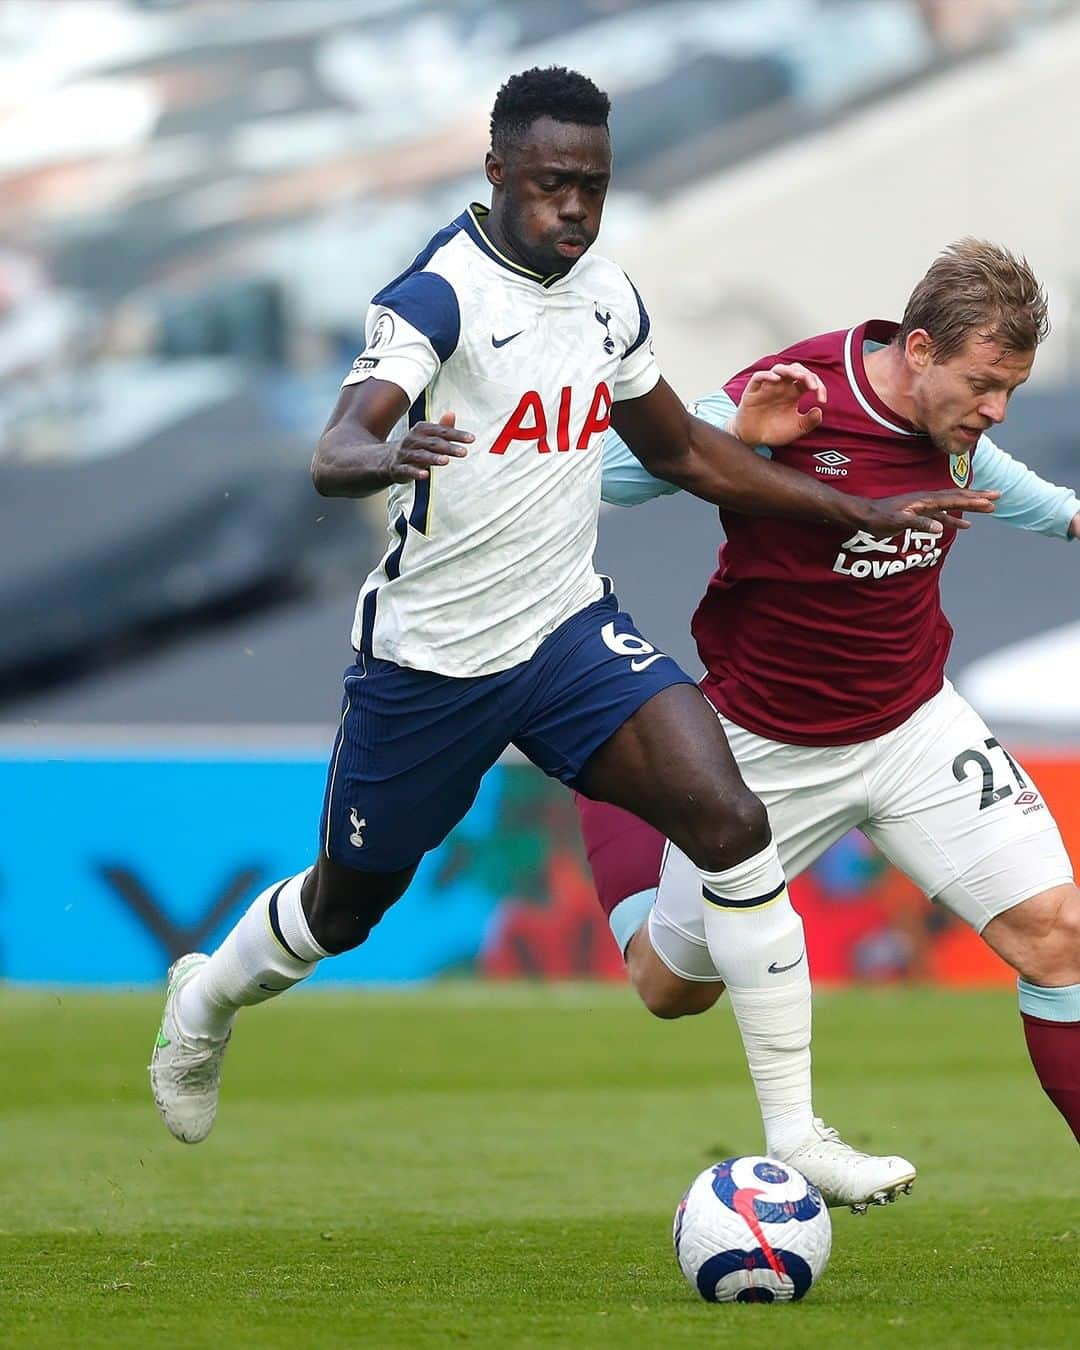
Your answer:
[983,884,1080,985]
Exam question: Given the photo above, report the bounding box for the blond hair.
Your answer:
[898,238,1049,361]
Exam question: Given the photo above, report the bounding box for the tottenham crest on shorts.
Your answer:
[949,451,972,487]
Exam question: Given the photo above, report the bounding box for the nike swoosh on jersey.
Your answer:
[491,330,523,348]
[630,653,665,673]
[768,949,805,975]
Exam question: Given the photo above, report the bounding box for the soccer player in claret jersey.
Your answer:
[581,239,1080,1173]
[150,69,991,1202]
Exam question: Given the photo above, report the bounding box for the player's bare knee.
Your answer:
[730,791,772,856]
[626,930,725,1018]
[683,791,770,874]
[302,888,375,954]
[302,859,411,955]
[641,979,726,1019]
[634,962,725,1018]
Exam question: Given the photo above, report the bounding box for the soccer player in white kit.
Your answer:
[150,69,991,1204]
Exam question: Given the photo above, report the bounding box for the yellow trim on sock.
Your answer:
[702,886,789,914]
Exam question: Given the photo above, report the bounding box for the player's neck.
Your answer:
[862,343,921,429]
[478,206,535,275]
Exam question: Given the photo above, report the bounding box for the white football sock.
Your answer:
[174,869,328,1041]
[698,843,814,1156]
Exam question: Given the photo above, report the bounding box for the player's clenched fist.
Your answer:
[385,410,474,482]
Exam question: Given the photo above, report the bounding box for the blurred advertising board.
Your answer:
[1,745,1076,986]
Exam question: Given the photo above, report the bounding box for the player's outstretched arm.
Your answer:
[970,435,1080,541]
[612,376,998,535]
[311,379,473,498]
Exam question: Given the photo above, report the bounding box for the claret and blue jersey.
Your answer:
[600,321,1080,747]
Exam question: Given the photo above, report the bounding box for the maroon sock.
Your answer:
[573,792,665,920]
[1021,1013,1080,1143]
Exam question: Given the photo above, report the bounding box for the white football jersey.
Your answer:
[341,203,660,676]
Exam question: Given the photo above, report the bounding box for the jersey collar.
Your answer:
[462,203,568,289]
[844,319,921,437]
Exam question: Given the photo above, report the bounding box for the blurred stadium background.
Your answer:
[2,0,1079,988]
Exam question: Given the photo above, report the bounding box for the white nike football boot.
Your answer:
[149,952,230,1144]
[775,1119,916,1213]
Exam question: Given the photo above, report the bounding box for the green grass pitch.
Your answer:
[1,984,1076,1348]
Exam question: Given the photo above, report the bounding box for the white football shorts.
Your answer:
[650,680,1074,981]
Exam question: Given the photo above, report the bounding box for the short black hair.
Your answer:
[490,66,610,153]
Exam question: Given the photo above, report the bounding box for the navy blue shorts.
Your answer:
[319,591,694,873]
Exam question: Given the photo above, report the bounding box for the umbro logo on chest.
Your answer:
[813,449,850,477]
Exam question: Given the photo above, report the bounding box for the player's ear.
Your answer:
[485,150,504,189]
[906,328,934,371]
